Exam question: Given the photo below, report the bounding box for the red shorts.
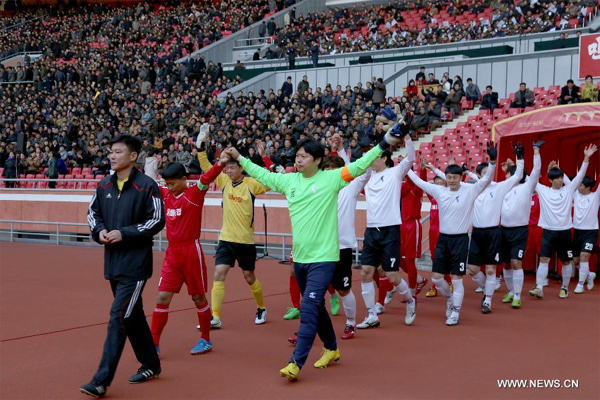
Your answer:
[401,220,422,259]
[526,225,542,256]
[158,240,208,295]
[429,227,439,259]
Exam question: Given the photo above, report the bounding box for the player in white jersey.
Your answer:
[499,142,543,309]
[467,143,525,314]
[529,144,597,299]
[357,139,416,329]
[407,142,497,326]
[565,175,599,293]
[321,136,371,339]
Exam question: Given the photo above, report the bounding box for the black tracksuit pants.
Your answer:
[93,279,160,386]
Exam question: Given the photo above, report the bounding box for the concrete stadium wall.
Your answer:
[223,29,588,70]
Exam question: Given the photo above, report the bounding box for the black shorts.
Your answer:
[361,225,401,272]
[432,233,469,276]
[500,226,529,263]
[468,227,501,266]
[572,229,598,257]
[332,248,353,291]
[540,229,573,262]
[215,240,257,271]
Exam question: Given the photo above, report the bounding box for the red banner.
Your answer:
[579,33,600,79]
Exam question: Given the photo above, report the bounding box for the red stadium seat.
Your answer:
[87,182,98,190]
[82,168,92,175]
[72,167,82,175]
[285,167,296,173]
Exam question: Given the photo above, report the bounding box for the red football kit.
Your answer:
[158,162,223,295]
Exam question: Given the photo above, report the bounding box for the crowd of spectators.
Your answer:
[260,0,597,60]
[1,0,293,61]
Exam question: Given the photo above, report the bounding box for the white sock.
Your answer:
[410,288,416,296]
[578,262,590,285]
[484,273,496,304]
[451,279,464,312]
[504,269,514,293]
[536,262,549,289]
[513,269,524,300]
[361,281,377,317]
[432,277,451,299]
[396,279,414,304]
[341,291,356,326]
[472,271,486,288]
[562,263,573,289]
[417,275,424,284]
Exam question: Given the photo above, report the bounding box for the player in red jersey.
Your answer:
[423,161,452,297]
[150,157,227,356]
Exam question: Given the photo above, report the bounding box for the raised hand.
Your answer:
[461,163,469,174]
[584,144,598,159]
[218,150,230,165]
[512,141,524,160]
[419,157,428,170]
[256,140,266,158]
[196,123,210,148]
[224,146,240,161]
[547,160,558,172]
[486,141,498,162]
[532,139,545,149]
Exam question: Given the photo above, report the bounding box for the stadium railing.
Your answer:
[0,216,434,268]
[223,28,590,70]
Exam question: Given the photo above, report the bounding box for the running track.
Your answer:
[0,242,598,399]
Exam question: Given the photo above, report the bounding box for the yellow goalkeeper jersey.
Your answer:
[198,152,270,244]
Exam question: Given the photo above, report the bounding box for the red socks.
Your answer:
[377,276,393,305]
[290,276,301,309]
[151,304,169,347]
[327,284,335,295]
[405,258,417,289]
[197,302,211,342]
[444,274,452,284]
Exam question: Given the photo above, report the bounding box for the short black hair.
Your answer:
[486,85,493,90]
[520,82,527,86]
[585,75,593,80]
[445,164,463,176]
[508,165,526,184]
[382,150,394,168]
[548,167,564,181]
[433,175,445,184]
[161,162,187,179]
[476,162,489,176]
[296,139,324,164]
[110,135,141,154]
[582,176,596,189]
[467,78,473,82]
[567,79,574,84]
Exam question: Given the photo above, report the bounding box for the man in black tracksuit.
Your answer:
[80,135,165,398]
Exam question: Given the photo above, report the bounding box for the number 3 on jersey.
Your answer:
[459,262,465,272]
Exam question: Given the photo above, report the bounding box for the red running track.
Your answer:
[0,242,598,399]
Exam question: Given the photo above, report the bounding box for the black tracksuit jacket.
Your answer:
[88,167,165,281]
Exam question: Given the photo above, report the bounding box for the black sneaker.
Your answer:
[129,367,160,384]
[79,381,106,398]
[482,303,492,314]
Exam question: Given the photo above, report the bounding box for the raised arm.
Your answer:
[227,147,290,194]
[393,137,416,180]
[471,141,497,196]
[568,144,596,192]
[498,142,525,190]
[407,169,442,199]
[198,159,225,189]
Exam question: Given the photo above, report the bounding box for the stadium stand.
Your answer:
[0,0,598,189]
